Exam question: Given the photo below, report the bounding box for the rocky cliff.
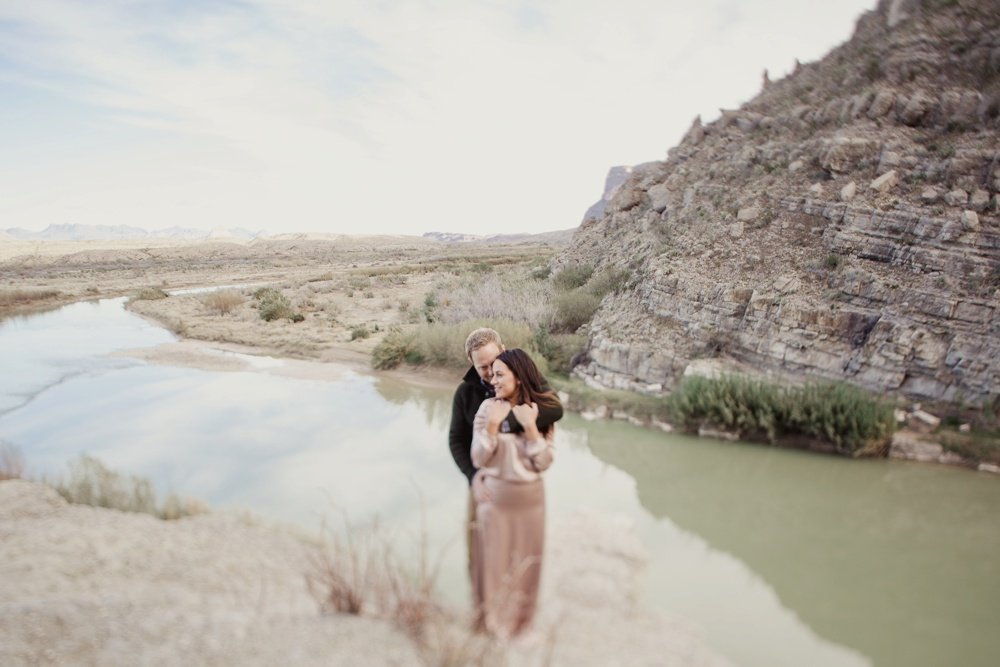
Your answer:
[559,0,1000,408]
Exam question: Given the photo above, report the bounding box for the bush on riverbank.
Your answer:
[131,287,169,301]
[668,375,896,455]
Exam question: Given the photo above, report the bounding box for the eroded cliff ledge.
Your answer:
[561,0,999,407]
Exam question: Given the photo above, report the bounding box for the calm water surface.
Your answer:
[2,298,998,667]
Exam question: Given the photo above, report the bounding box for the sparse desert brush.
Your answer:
[0,288,61,308]
[0,441,25,480]
[552,264,594,290]
[131,287,169,301]
[202,289,244,315]
[52,454,208,520]
[431,273,553,329]
[253,286,295,321]
[351,324,372,341]
[371,320,538,370]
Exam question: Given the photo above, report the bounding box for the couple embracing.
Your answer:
[448,328,563,642]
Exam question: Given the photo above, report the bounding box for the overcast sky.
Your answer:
[0,0,875,236]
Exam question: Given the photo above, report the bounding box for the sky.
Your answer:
[0,0,876,237]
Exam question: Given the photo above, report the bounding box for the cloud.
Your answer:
[0,0,875,234]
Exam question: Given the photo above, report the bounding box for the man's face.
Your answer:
[469,343,502,383]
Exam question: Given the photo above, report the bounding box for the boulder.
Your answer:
[840,181,857,202]
[648,184,671,213]
[867,89,897,118]
[870,170,899,193]
[944,189,968,206]
[898,92,934,126]
[969,189,990,212]
[961,210,980,231]
[737,206,759,222]
[920,186,940,202]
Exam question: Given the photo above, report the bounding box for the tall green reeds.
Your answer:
[668,375,895,455]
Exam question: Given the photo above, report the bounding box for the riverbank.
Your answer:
[0,479,730,666]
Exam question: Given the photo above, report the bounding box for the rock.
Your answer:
[958,423,971,433]
[736,113,762,132]
[737,206,759,222]
[867,89,896,118]
[908,409,941,433]
[809,183,824,197]
[651,420,674,433]
[681,115,705,146]
[978,463,1000,474]
[944,189,968,206]
[969,189,990,212]
[894,409,908,423]
[961,210,980,231]
[898,92,934,126]
[820,136,878,173]
[920,186,940,202]
[698,427,740,441]
[648,183,671,213]
[878,151,901,174]
[840,181,857,201]
[869,170,899,193]
[730,220,745,238]
[991,195,1000,212]
[788,159,805,173]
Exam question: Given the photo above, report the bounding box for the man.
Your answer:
[448,328,563,590]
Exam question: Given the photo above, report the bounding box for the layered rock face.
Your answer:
[560,0,1000,407]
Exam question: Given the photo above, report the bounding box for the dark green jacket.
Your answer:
[448,366,563,484]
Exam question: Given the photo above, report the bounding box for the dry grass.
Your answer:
[0,288,61,308]
[0,442,25,480]
[306,509,566,666]
[201,289,244,315]
[430,273,553,330]
[52,454,208,520]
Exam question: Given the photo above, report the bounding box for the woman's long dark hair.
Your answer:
[495,348,560,433]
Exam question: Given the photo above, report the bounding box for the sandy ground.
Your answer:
[0,480,730,667]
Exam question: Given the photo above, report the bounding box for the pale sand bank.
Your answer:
[1,480,730,666]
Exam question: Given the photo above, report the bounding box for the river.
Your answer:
[1,296,998,667]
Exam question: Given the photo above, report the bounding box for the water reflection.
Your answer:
[584,420,1000,667]
[2,297,999,667]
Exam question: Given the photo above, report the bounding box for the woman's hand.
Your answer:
[511,402,539,428]
[486,399,512,433]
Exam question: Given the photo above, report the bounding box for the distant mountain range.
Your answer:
[1,224,266,241]
[423,229,575,246]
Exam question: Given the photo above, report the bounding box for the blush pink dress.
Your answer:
[471,399,555,638]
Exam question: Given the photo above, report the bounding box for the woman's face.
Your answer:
[491,359,520,402]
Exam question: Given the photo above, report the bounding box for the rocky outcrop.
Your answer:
[559,0,1000,408]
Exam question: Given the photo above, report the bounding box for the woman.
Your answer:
[471,348,561,640]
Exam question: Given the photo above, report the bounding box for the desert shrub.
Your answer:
[824,254,842,270]
[254,287,294,321]
[52,454,207,519]
[533,327,587,375]
[131,287,168,301]
[552,290,601,332]
[290,313,305,323]
[552,264,594,290]
[351,325,372,341]
[668,375,895,455]
[202,289,244,315]
[372,328,419,369]
[584,267,631,298]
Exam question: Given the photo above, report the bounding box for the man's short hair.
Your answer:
[465,328,503,360]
